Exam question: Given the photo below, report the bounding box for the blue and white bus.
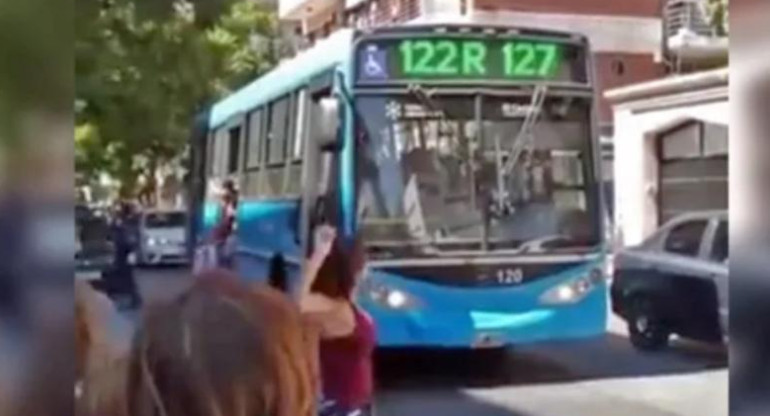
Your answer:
[188,24,608,348]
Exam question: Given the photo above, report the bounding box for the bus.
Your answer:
[189,24,608,348]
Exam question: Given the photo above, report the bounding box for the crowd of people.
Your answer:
[76,215,376,416]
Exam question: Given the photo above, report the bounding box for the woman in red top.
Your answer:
[212,179,238,268]
[300,226,376,416]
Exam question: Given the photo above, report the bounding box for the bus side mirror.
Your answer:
[313,96,341,152]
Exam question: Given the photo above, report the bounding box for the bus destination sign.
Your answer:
[356,37,586,84]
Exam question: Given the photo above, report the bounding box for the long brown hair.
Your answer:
[76,280,130,416]
[126,269,317,416]
[311,234,366,300]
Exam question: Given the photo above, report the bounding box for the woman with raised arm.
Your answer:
[211,179,238,268]
[300,225,376,416]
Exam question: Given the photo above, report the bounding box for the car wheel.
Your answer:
[627,296,670,351]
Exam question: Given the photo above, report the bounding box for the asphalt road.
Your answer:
[133,267,728,416]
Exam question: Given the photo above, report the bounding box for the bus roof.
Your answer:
[209,29,355,129]
[208,24,589,129]
[359,23,587,43]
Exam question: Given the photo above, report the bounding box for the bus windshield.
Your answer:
[355,92,599,254]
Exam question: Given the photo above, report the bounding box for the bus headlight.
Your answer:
[366,283,420,310]
[539,268,604,305]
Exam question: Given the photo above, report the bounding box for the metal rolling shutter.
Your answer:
[658,121,727,224]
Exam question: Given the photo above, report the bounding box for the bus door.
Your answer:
[299,72,344,268]
[187,109,210,258]
[192,112,245,272]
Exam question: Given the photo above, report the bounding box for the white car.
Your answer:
[138,210,188,266]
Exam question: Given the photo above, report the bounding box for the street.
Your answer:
[134,267,728,416]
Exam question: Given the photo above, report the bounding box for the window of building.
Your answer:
[664,220,708,257]
[612,59,626,76]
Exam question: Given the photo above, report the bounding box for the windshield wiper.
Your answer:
[406,83,437,109]
[500,84,548,177]
[484,84,548,218]
[405,83,457,136]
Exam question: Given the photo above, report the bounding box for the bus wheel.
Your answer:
[628,296,670,351]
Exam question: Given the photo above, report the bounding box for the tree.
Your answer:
[707,0,728,37]
[75,123,109,189]
[0,0,72,151]
[75,0,279,199]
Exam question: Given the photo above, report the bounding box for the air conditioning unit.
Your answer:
[664,0,727,65]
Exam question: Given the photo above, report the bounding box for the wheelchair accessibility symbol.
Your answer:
[360,45,388,80]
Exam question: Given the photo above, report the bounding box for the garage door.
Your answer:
[658,121,728,224]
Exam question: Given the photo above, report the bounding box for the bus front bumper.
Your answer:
[361,287,607,348]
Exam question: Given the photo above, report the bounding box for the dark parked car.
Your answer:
[76,213,115,283]
[611,211,728,351]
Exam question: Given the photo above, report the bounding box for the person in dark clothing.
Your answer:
[106,203,142,309]
[268,253,289,293]
[0,192,27,327]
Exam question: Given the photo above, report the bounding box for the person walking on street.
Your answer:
[108,202,142,309]
[300,226,376,416]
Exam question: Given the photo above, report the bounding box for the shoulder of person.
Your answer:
[76,280,132,363]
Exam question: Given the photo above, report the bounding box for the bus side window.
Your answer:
[227,125,242,175]
[265,95,291,197]
[285,88,308,196]
[217,127,230,178]
[206,127,228,198]
[308,89,341,225]
[243,108,265,198]
[205,131,215,178]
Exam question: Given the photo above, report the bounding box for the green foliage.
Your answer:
[75,0,279,197]
[0,0,72,150]
[75,123,108,187]
[707,0,728,37]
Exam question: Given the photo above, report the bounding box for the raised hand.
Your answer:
[313,224,337,261]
